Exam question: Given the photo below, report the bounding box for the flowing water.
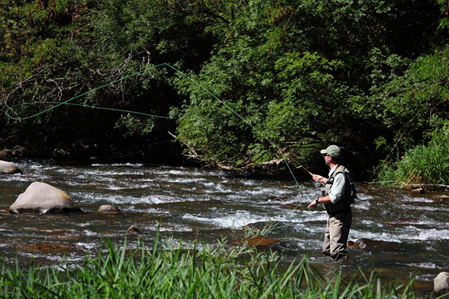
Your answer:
[1,158,448,296]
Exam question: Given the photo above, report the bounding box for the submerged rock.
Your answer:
[265,196,288,202]
[280,203,302,210]
[0,160,22,174]
[9,182,82,214]
[127,225,141,235]
[231,235,287,252]
[349,238,399,251]
[16,243,82,253]
[434,272,449,297]
[386,218,421,228]
[411,188,424,194]
[431,195,449,202]
[47,231,81,240]
[98,205,121,214]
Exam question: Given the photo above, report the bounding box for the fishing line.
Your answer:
[5,62,318,240]
[6,102,172,120]
[5,64,173,120]
[158,63,318,240]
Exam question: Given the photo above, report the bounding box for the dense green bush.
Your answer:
[377,120,449,187]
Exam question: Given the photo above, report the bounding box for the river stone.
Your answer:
[9,182,81,214]
[16,243,82,253]
[434,272,449,296]
[0,150,12,159]
[411,188,424,194]
[127,225,141,235]
[0,160,22,174]
[350,238,399,251]
[98,204,121,214]
[231,235,287,252]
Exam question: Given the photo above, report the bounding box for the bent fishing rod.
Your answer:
[5,62,325,244]
[5,62,319,188]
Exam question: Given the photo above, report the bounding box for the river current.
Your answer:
[1,158,448,295]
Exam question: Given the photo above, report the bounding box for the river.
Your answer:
[1,158,448,296]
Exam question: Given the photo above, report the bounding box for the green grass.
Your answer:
[0,228,429,298]
[377,143,449,188]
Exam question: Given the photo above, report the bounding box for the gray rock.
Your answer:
[10,182,81,214]
[0,160,22,174]
[434,272,449,296]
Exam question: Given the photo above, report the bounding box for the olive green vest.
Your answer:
[323,165,356,213]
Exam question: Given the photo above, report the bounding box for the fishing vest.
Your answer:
[322,165,356,214]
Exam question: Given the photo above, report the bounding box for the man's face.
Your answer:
[324,154,331,166]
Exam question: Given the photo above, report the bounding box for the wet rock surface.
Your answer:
[231,235,289,252]
[9,182,82,214]
[0,160,22,174]
[348,238,400,251]
[127,225,141,235]
[16,243,83,253]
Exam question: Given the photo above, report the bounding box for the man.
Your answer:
[307,145,355,262]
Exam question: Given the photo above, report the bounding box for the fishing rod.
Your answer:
[6,62,322,189]
[5,63,319,241]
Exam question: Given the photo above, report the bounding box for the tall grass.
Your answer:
[377,142,449,187]
[377,119,449,187]
[0,228,424,298]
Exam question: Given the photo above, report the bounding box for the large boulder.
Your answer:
[434,272,449,297]
[9,182,82,214]
[0,160,22,174]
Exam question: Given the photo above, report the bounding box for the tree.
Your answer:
[173,0,447,177]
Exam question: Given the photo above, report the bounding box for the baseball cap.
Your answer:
[320,145,341,157]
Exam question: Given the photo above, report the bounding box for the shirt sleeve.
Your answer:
[328,172,346,203]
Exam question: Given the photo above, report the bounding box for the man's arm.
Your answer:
[307,195,332,210]
[312,174,328,185]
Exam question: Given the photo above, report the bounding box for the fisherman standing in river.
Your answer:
[307,145,356,262]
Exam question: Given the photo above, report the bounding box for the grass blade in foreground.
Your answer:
[0,230,420,298]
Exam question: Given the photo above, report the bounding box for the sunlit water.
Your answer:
[1,158,448,295]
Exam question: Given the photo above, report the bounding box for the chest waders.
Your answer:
[322,165,356,214]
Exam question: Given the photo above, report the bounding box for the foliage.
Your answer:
[173,0,447,175]
[0,232,420,298]
[372,44,449,184]
[371,44,449,148]
[1,0,449,181]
